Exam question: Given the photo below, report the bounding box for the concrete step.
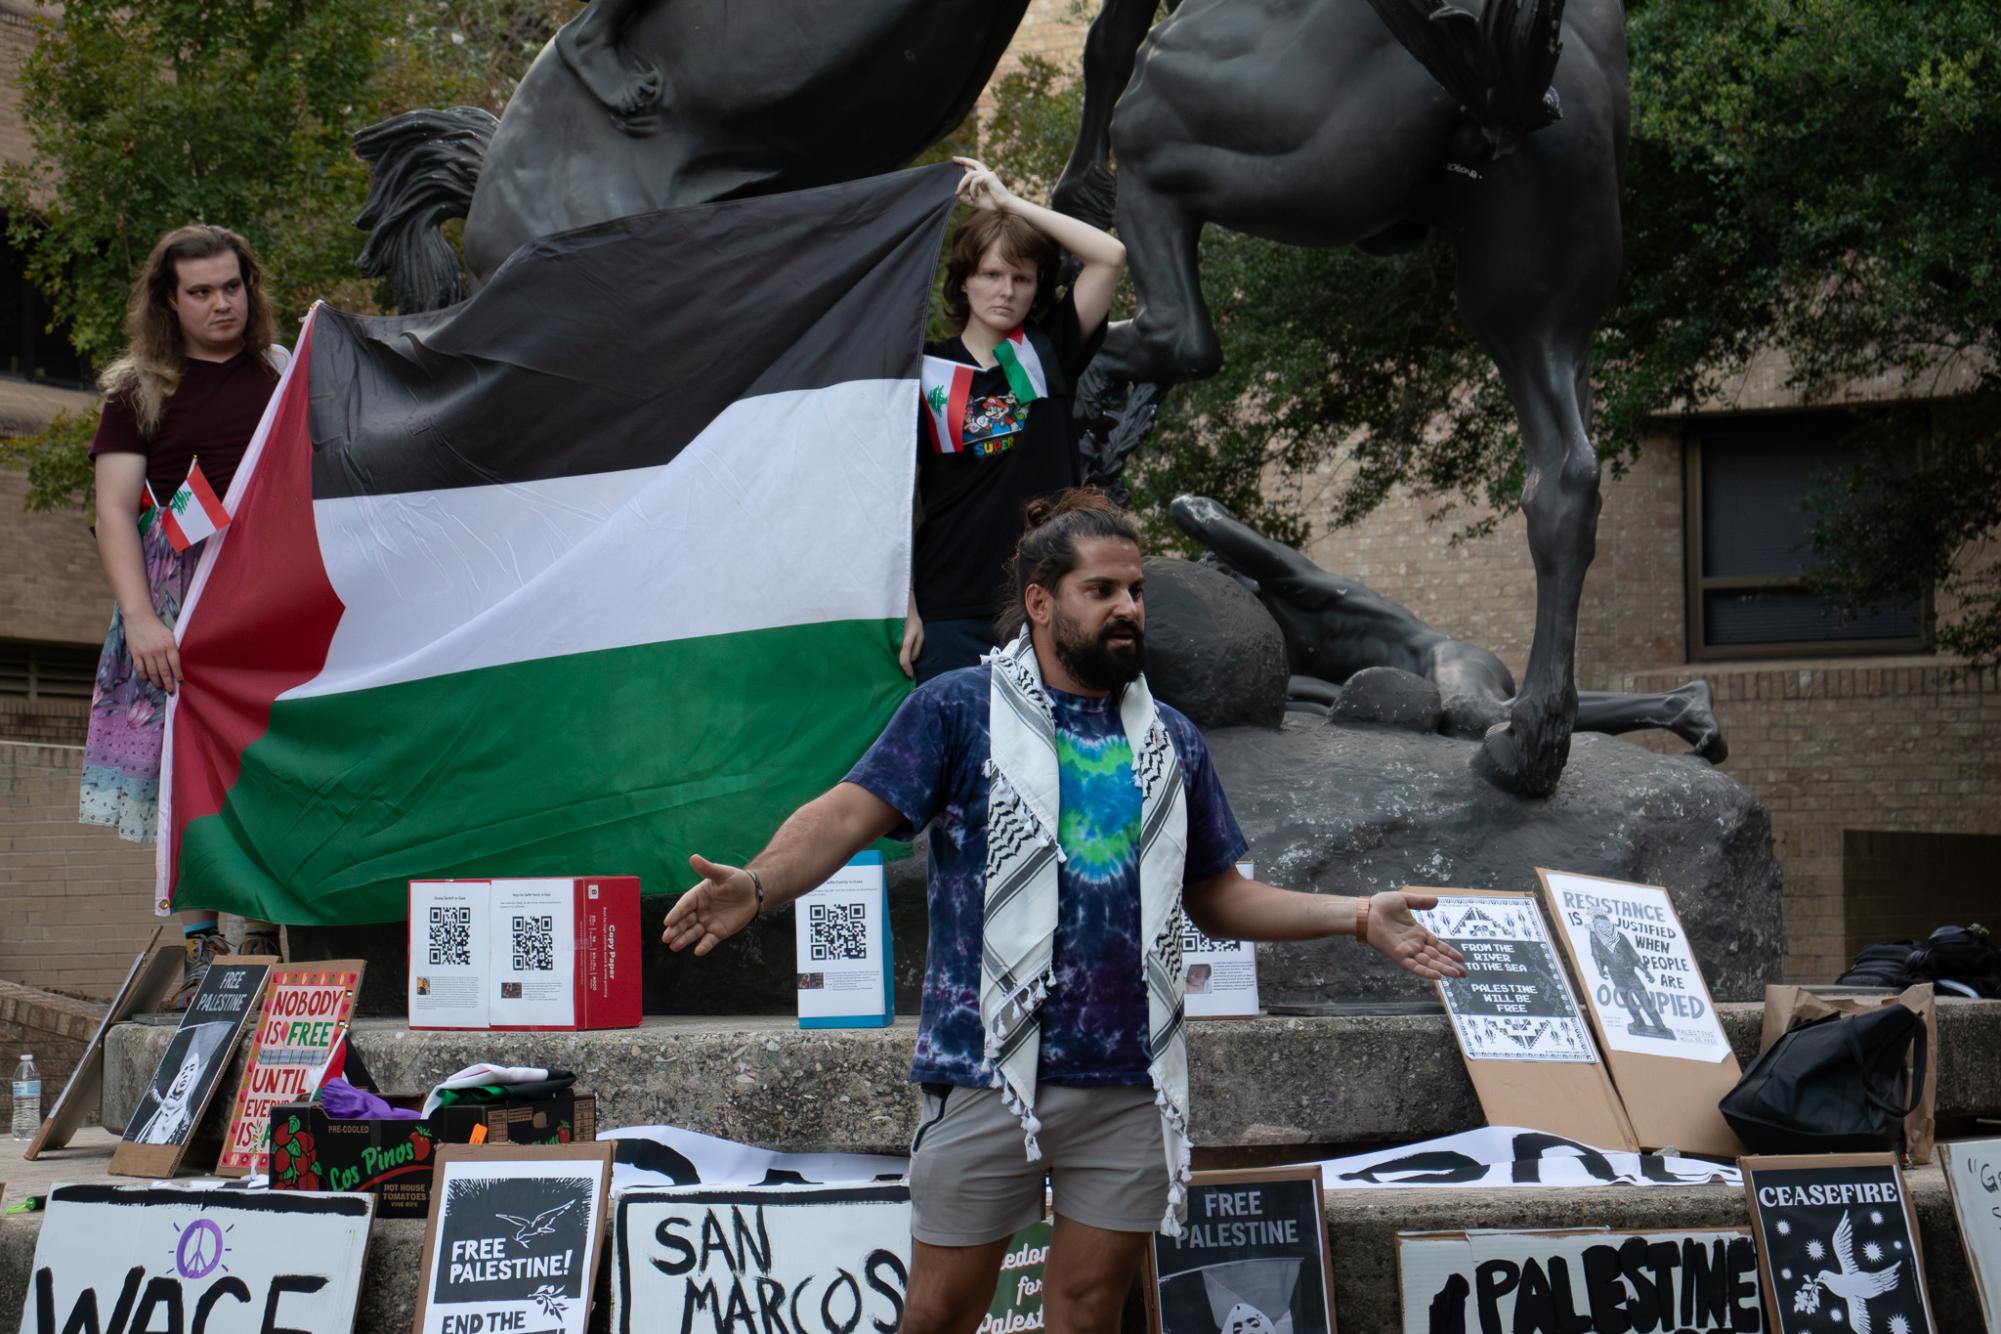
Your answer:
[101,1000,2001,1155]
[2,1135,1984,1333]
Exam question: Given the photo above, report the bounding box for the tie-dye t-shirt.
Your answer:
[843,664,1248,1088]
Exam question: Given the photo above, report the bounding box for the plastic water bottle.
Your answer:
[11,1053,40,1140]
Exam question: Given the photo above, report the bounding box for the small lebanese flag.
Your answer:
[993,325,1047,405]
[160,457,230,552]
[921,355,975,454]
[136,482,160,536]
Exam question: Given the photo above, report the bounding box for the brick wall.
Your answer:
[0,740,162,998]
[0,468,110,650]
[0,978,107,1127]
[1617,659,2001,983]
[1299,424,1687,692]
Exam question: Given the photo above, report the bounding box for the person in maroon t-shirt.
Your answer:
[82,224,290,1005]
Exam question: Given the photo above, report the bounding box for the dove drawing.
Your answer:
[1797,1211,1903,1334]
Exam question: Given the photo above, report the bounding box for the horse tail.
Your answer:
[1363,0,1567,158]
[352,107,499,312]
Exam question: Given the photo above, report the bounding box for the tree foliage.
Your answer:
[7,1,1997,662]
[0,0,568,509]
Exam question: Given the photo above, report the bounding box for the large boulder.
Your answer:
[1207,717,1783,1002]
[1140,556,1288,729]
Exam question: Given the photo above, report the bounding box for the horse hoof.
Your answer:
[1472,723,1562,798]
[1669,680,1728,764]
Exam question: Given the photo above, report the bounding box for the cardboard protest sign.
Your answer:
[1145,1166,1336,1334]
[795,852,894,1028]
[1742,1154,1935,1334]
[26,927,181,1160]
[1182,860,1261,1019]
[1938,1138,2001,1332]
[1538,869,1744,1158]
[981,1221,1052,1334]
[1410,890,1635,1150]
[20,1182,372,1334]
[414,1142,615,1334]
[215,960,362,1176]
[611,1183,912,1334]
[111,956,274,1178]
[1395,1227,1759,1333]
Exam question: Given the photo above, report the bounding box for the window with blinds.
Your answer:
[1684,413,1927,659]
[0,640,100,700]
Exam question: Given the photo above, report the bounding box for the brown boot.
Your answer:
[168,929,229,1010]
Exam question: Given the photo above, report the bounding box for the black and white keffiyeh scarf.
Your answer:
[980,630,1194,1234]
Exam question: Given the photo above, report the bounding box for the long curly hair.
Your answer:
[98,224,276,436]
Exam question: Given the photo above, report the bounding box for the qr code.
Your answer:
[808,901,869,962]
[1179,921,1241,954]
[511,914,555,971]
[428,905,472,967]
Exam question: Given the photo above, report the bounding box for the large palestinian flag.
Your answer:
[158,166,958,923]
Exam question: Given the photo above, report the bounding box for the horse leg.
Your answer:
[556,0,663,124]
[1465,323,1602,796]
[1096,180,1220,387]
[1052,0,1161,227]
[1572,681,1728,763]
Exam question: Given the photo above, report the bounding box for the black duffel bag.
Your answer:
[1719,1004,1927,1154]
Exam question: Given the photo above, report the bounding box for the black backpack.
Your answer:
[1836,924,2000,997]
[1719,1005,1927,1154]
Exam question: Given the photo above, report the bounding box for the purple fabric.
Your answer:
[843,664,1246,1088]
[319,1077,421,1120]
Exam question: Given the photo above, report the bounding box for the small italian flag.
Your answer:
[159,458,230,553]
[137,482,160,536]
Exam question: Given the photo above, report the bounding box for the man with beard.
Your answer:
[662,489,1465,1334]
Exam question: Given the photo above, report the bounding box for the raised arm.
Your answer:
[1183,867,1466,981]
[660,781,904,956]
[954,157,1126,340]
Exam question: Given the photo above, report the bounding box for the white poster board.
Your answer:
[611,1183,912,1333]
[414,1143,615,1334]
[20,1183,373,1334]
[1414,895,1596,1063]
[1541,870,1731,1062]
[1182,860,1261,1019]
[1939,1138,2001,1332]
[1396,1227,1760,1333]
[795,852,892,1027]
[410,879,580,1028]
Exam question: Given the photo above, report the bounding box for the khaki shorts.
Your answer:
[906,1082,1169,1245]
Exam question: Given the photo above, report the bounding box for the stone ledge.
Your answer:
[0,979,105,1043]
[0,1161,1979,1333]
[101,1000,2001,1154]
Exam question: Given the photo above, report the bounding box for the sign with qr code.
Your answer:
[407,878,639,1030]
[794,852,892,1028]
[1184,859,1261,1019]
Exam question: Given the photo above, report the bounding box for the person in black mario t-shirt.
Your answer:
[904,157,1125,683]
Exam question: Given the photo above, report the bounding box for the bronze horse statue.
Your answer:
[1057,0,1626,796]
[357,0,1141,311]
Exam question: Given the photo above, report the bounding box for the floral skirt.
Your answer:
[79,521,201,845]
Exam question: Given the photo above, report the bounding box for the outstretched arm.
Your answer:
[661,782,903,956]
[1183,869,1466,981]
[1169,495,1325,587]
[954,157,1126,339]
